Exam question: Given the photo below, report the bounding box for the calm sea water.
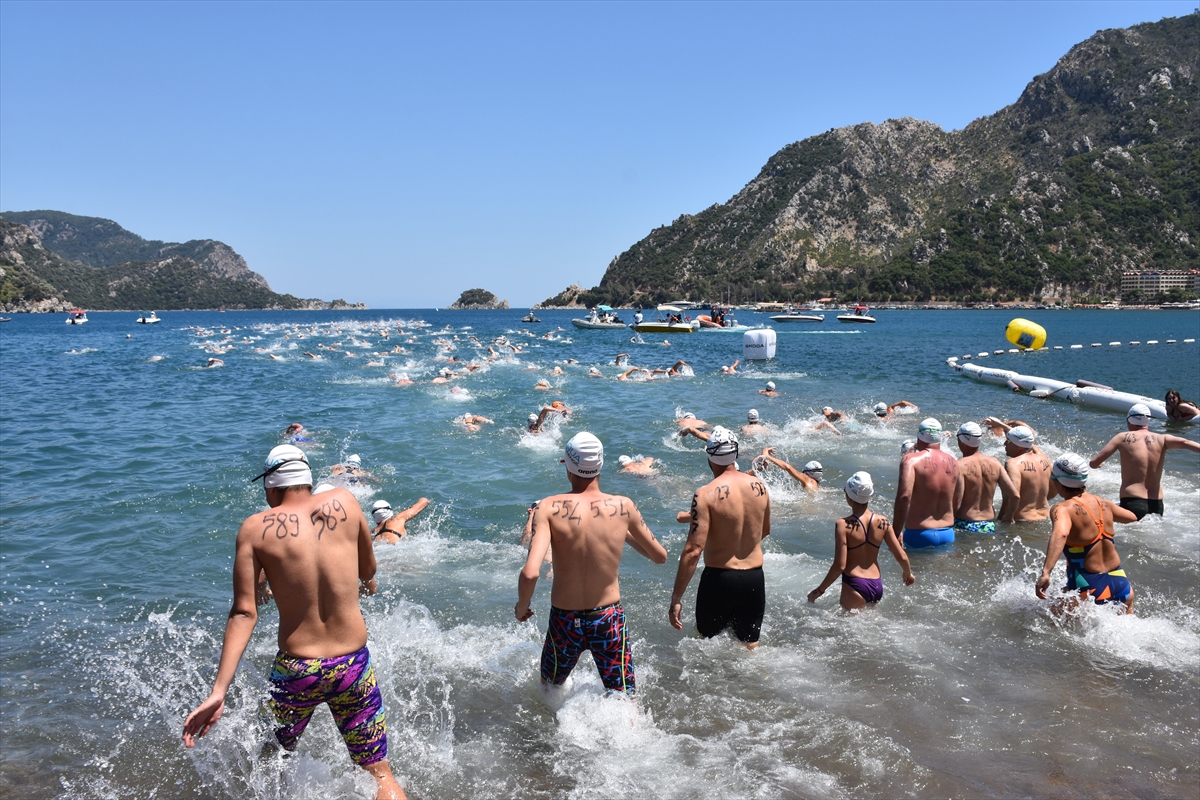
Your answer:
[1,308,1198,800]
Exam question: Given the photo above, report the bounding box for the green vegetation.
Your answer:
[452,288,499,307]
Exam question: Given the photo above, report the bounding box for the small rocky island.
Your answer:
[448,288,509,309]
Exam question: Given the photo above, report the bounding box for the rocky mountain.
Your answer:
[0,216,363,312]
[558,13,1198,307]
[448,288,509,309]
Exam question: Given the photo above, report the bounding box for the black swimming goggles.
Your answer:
[251,457,308,483]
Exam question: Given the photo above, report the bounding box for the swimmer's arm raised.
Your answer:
[669,493,707,629]
[622,501,667,564]
[808,521,848,602]
[397,497,430,523]
[516,507,551,621]
[1036,506,1071,599]
[182,523,260,748]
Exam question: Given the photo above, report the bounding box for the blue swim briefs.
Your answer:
[904,526,955,548]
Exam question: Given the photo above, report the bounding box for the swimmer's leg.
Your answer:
[1121,584,1135,615]
[839,583,867,612]
[363,761,406,800]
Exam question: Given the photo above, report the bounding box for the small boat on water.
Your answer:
[571,305,627,330]
[837,304,876,324]
[521,313,541,323]
[0,317,11,322]
[136,311,161,324]
[66,310,88,325]
[771,307,825,323]
[631,305,700,334]
[696,306,748,329]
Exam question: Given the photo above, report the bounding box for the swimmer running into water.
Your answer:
[809,472,914,610]
[370,498,430,544]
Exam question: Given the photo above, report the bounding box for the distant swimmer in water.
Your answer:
[285,422,310,443]
[809,472,914,610]
[667,360,693,377]
[720,359,740,375]
[1165,390,1199,421]
[676,412,710,438]
[617,367,652,381]
[456,413,494,433]
[515,433,667,696]
[617,455,656,475]
[331,454,376,485]
[182,445,405,800]
[893,419,959,548]
[982,417,1038,441]
[952,422,1017,533]
[741,409,768,438]
[758,381,779,397]
[1037,454,1138,614]
[548,366,564,376]
[614,353,630,366]
[821,406,849,424]
[1089,404,1200,519]
[871,400,918,420]
[431,368,454,384]
[205,358,225,368]
[534,379,553,390]
[752,448,822,491]
[390,372,413,386]
[1000,425,1052,522]
[302,352,318,359]
[670,427,770,649]
[527,405,567,434]
[588,367,603,378]
[370,498,430,544]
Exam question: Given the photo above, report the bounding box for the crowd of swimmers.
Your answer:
[181,332,1199,799]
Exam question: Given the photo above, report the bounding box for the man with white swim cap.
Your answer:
[1037,454,1138,612]
[821,406,849,424]
[183,446,405,799]
[1089,404,1200,519]
[617,454,657,475]
[742,409,768,437]
[893,418,959,548]
[370,497,431,545]
[753,447,822,491]
[809,472,914,610]
[670,427,772,649]
[1001,425,1053,522]
[516,432,666,696]
[872,400,919,420]
[759,381,779,397]
[953,421,1018,534]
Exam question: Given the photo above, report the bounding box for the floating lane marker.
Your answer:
[1071,344,1083,349]
[1109,341,1121,346]
[1053,346,1063,350]
[1186,338,1196,343]
[945,337,1194,362]
[1148,340,1159,345]
[994,349,1005,355]
[1130,341,1141,346]
[1091,343,1102,347]
[1167,339,1177,344]
[978,352,989,358]
[1008,348,1020,353]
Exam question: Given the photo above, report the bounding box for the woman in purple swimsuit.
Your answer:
[808,472,915,610]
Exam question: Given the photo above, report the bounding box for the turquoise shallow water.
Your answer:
[1,308,1198,799]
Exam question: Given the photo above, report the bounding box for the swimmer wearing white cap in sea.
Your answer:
[821,406,849,424]
[952,421,1018,534]
[184,446,407,800]
[1089,403,1200,520]
[759,381,779,397]
[871,400,919,420]
[669,427,771,649]
[370,497,431,544]
[515,432,666,696]
[742,409,768,438]
[1000,425,1053,522]
[617,454,656,475]
[753,447,822,491]
[1037,453,1138,613]
[894,419,960,548]
[808,471,914,610]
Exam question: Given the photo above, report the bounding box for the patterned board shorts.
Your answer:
[540,603,635,694]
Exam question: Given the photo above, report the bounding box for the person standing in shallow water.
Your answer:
[1089,403,1200,520]
[182,445,405,800]
[893,418,958,548]
[809,472,914,610]
[670,427,771,649]
[515,432,667,695]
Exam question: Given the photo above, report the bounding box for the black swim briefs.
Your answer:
[1119,497,1164,520]
[695,566,765,643]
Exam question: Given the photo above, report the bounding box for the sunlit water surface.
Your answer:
[1,308,1198,799]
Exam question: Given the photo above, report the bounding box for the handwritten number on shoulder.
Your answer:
[603,498,618,517]
[717,485,731,501]
[751,481,766,497]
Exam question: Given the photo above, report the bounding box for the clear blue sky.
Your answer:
[1,1,1193,308]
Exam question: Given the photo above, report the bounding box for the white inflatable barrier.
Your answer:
[743,328,777,360]
[952,362,1186,421]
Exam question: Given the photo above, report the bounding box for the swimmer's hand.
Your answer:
[359,578,377,597]
[255,580,274,606]
[182,692,225,748]
[668,599,684,630]
[675,511,692,524]
[515,602,534,622]
[1035,573,1050,600]
[807,588,823,603]
[902,570,915,586]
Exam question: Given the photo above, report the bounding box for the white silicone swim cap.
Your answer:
[766,381,776,391]
[957,421,983,447]
[822,407,833,414]
[564,432,604,477]
[1127,404,1151,427]
[1052,454,1089,488]
[802,460,823,473]
[1006,426,1035,449]
[747,408,760,423]
[845,472,874,503]
[346,454,362,466]
[255,444,312,489]
[682,412,696,420]
[371,500,394,523]
[917,418,942,445]
[705,426,739,466]
[900,439,916,455]
[873,403,888,416]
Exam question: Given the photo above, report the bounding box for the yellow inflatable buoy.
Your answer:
[1006,318,1046,350]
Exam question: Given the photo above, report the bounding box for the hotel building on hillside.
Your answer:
[1120,269,1200,294]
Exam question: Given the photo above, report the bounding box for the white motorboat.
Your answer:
[136,311,161,324]
[631,305,700,334]
[521,313,540,323]
[837,304,876,324]
[770,308,825,322]
[571,305,626,330]
[66,310,88,325]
